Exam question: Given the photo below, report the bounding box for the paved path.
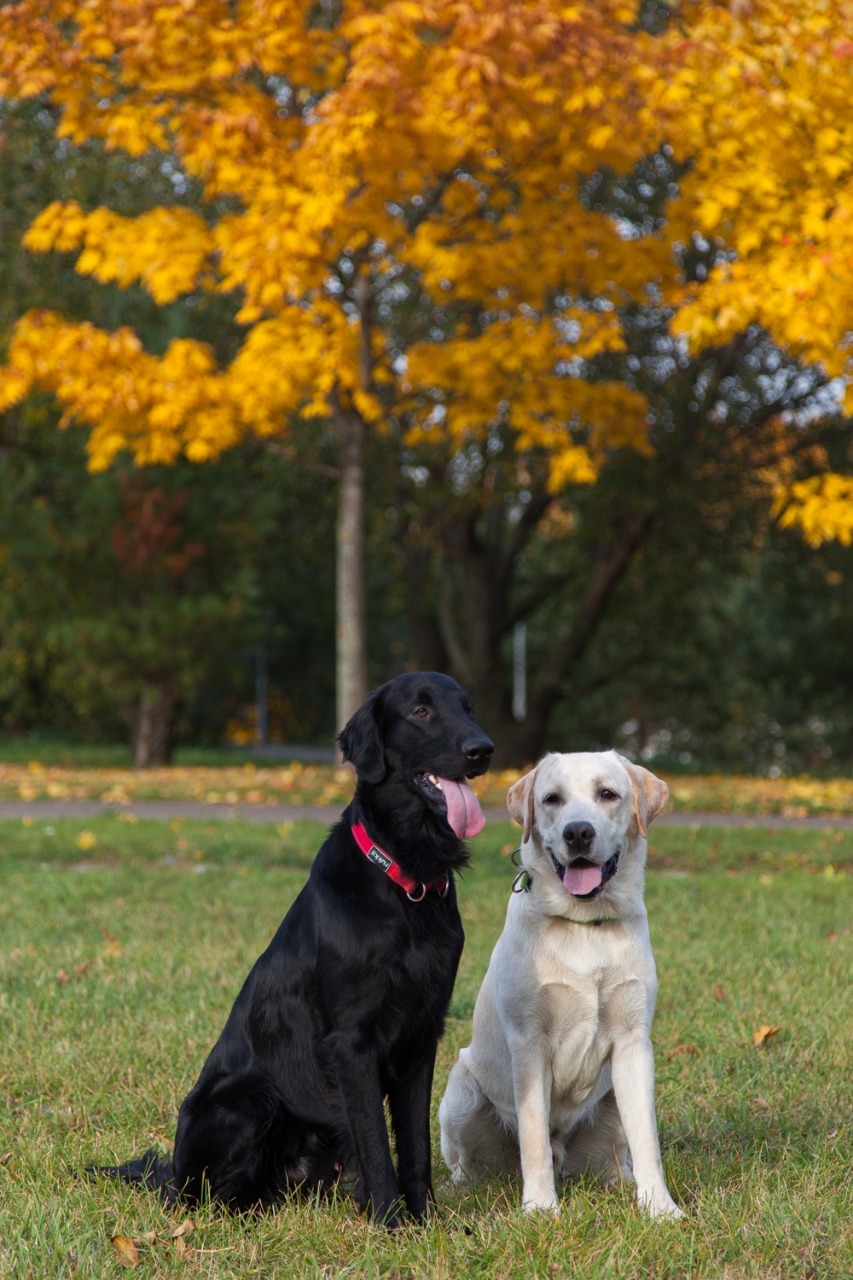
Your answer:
[1,799,852,830]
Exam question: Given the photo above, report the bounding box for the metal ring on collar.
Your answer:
[512,868,532,894]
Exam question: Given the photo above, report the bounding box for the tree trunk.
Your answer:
[333,405,368,735]
[132,682,178,768]
[404,494,656,768]
[330,270,374,739]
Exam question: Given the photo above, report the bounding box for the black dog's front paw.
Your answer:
[372,1198,406,1231]
[404,1181,437,1224]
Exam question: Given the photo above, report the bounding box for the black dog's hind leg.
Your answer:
[389,1057,437,1222]
[173,1071,348,1213]
[172,1073,290,1211]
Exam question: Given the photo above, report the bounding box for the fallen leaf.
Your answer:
[55,968,70,986]
[110,1234,139,1267]
[713,983,726,1002]
[172,1236,195,1259]
[171,1218,195,1239]
[753,1024,781,1048]
[667,1041,701,1059]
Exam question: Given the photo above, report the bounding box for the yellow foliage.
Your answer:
[657,0,853,393]
[26,203,213,302]
[774,475,853,547]
[0,0,849,541]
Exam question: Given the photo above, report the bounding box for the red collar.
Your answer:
[351,820,450,902]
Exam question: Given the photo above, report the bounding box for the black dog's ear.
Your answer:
[337,690,386,783]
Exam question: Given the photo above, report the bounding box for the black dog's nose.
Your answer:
[563,821,595,852]
[464,736,494,768]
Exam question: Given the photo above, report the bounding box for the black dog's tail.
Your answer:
[86,1150,180,1204]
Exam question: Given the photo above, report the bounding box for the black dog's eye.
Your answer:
[411,706,429,719]
[599,788,619,802]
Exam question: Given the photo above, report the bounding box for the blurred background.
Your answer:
[1,4,851,775]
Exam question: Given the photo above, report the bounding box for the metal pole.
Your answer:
[512,622,527,721]
[255,647,269,745]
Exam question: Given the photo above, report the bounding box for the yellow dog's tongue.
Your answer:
[563,862,604,896]
[439,777,486,839]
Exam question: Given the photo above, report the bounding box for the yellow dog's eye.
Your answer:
[599,788,618,802]
[543,793,562,805]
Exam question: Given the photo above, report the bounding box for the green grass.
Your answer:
[0,733,316,769]
[1,817,850,1279]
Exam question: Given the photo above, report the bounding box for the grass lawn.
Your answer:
[1,815,850,1279]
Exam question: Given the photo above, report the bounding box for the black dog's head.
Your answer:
[338,672,494,840]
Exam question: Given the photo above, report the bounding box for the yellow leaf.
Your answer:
[110,1234,140,1267]
[753,1024,781,1049]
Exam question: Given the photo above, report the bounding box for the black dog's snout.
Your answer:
[463,735,494,770]
[562,821,595,853]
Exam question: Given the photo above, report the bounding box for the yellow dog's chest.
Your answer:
[541,965,650,1107]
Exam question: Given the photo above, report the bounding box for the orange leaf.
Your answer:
[753,1024,781,1048]
[666,1041,701,1059]
[110,1234,140,1267]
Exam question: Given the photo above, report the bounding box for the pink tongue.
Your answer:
[439,777,486,839]
[562,862,604,896]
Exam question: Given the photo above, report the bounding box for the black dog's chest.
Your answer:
[363,896,463,1015]
[375,904,463,1071]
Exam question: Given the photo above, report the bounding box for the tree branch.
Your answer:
[528,510,656,714]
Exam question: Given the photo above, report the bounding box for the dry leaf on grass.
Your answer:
[109,1223,196,1268]
[666,1041,701,1059]
[753,1023,781,1048]
[110,1234,139,1267]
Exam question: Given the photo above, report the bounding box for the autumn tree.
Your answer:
[388,317,840,762]
[0,0,851,740]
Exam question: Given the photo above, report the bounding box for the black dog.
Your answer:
[93,672,493,1225]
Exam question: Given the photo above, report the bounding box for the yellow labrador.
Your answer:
[439,751,683,1219]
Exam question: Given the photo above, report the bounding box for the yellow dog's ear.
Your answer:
[507,766,539,843]
[617,756,669,838]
